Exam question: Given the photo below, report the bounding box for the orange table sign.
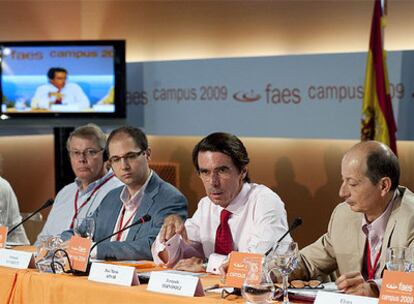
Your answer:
[0,226,8,249]
[224,251,263,288]
[67,236,92,272]
[379,270,414,304]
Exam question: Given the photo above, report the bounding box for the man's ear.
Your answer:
[146,147,152,160]
[379,177,392,196]
[241,167,247,180]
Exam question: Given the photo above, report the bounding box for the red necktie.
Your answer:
[55,89,62,104]
[214,209,233,255]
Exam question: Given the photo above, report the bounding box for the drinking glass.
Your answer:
[386,247,412,272]
[74,217,95,240]
[241,256,275,304]
[268,241,298,304]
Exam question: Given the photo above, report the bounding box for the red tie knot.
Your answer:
[220,209,232,222]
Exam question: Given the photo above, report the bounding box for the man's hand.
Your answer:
[219,259,229,283]
[173,257,205,272]
[159,214,188,243]
[336,271,379,297]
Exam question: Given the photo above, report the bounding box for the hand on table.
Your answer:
[173,257,205,272]
[336,271,379,297]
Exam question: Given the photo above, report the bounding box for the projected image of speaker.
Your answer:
[0,40,126,119]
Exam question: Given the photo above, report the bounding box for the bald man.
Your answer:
[289,141,414,297]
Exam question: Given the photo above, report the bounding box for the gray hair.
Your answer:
[66,123,107,150]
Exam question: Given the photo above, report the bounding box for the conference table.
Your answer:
[0,247,309,304]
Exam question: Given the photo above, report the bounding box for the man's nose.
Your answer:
[338,182,348,199]
[120,157,130,169]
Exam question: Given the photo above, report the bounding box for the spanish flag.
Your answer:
[361,0,397,154]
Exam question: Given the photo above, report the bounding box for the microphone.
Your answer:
[7,198,54,236]
[265,217,303,256]
[90,214,151,252]
[67,214,151,276]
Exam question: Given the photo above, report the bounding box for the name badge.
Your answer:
[67,236,92,272]
[0,249,34,269]
[88,262,139,287]
[0,226,7,249]
[315,290,379,304]
[379,270,414,304]
[147,270,205,297]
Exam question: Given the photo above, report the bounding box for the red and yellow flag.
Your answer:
[361,0,397,154]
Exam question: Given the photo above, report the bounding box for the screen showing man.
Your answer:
[31,67,90,111]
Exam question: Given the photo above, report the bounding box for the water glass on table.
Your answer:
[74,217,95,240]
[386,247,412,272]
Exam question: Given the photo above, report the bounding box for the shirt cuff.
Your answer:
[206,253,227,274]
[152,234,182,267]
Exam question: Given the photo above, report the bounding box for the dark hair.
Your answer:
[192,132,250,182]
[47,67,67,80]
[365,147,400,191]
[106,126,148,154]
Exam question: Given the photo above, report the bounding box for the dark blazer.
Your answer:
[84,172,187,260]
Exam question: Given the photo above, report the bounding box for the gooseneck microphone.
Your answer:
[7,198,54,236]
[64,214,152,276]
[90,214,152,252]
[265,217,303,256]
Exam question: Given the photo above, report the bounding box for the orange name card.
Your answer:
[0,226,8,249]
[67,236,92,272]
[225,251,263,288]
[379,270,414,304]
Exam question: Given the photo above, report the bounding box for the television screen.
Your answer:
[0,40,126,118]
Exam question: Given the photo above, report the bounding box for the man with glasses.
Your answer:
[151,132,290,272]
[289,141,414,297]
[74,126,188,260]
[36,123,122,244]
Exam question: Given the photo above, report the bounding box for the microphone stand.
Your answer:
[265,217,303,256]
[52,214,151,276]
[8,199,54,236]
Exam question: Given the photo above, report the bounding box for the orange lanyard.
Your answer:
[70,174,114,229]
[366,241,382,280]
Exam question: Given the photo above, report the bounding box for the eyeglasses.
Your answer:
[68,149,103,160]
[108,150,146,166]
[290,280,323,289]
[198,166,233,181]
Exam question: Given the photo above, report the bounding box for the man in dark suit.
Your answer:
[70,126,188,260]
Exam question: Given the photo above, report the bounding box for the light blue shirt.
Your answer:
[36,170,122,244]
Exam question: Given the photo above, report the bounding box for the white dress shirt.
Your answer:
[152,182,291,271]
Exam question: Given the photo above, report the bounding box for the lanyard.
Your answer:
[70,174,114,229]
[366,240,382,280]
[115,206,138,241]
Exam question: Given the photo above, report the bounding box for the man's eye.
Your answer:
[111,157,120,163]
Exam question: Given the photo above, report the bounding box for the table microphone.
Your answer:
[90,214,152,252]
[7,198,54,236]
[265,217,303,256]
[67,214,152,276]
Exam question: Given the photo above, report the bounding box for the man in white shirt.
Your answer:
[31,67,90,110]
[0,176,29,245]
[152,132,290,272]
[36,123,122,243]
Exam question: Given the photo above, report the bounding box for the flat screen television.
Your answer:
[0,40,126,119]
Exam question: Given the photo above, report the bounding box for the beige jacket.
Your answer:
[292,186,414,280]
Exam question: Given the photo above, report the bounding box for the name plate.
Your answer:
[225,251,263,288]
[67,236,92,272]
[379,270,414,304]
[88,262,139,287]
[0,249,34,269]
[0,226,7,249]
[147,270,205,297]
[315,291,379,304]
